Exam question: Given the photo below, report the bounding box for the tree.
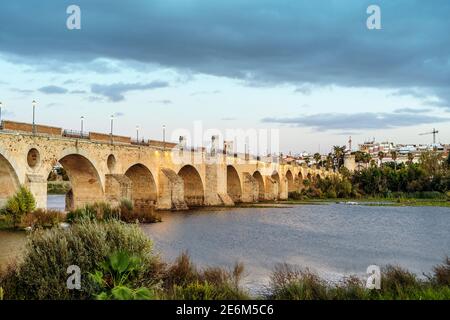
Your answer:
[390,150,398,170]
[332,146,346,171]
[313,153,321,168]
[378,151,385,166]
[1,186,36,228]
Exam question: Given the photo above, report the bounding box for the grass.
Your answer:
[266,262,450,300]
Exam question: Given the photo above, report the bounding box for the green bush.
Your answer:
[0,220,156,299]
[0,186,36,228]
[90,251,154,300]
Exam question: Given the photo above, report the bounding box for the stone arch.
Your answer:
[125,163,157,212]
[227,165,242,203]
[271,171,281,199]
[286,170,295,192]
[57,154,104,210]
[298,172,305,191]
[0,153,20,206]
[252,170,265,201]
[178,165,204,207]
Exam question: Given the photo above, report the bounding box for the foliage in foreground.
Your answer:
[0,220,155,299]
[0,220,448,300]
[0,186,36,228]
[267,262,450,300]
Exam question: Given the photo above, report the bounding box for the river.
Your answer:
[1,195,449,293]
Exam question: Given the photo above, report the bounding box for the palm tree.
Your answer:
[313,153,321,168]
[378,151,385,167]
[332,145,346,171]
[390,150,398,170]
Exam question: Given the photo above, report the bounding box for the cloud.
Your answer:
[261,112,450,131]
[149,99,172,105]
[11,88,33,94]
[90,81,169,102]
[190,90,221,96]
[393,107,431,114]
[38,85,68,94]
[70,90,87,94]
[0,1,450,107]
[221,117,237,121]
[294,84,312,95]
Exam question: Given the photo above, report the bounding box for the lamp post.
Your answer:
[0,101,3,126]
[162,124,166,150]
[80,116,84,136]
[32,100,37,134]
[136,125,140,143]
[110,114,114,144]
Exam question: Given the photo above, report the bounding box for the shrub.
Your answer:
[268,263,328,300]
[119,199,161,223]
[66,202,120,223]
[288,191,303,200]
[21,209,65,229]
[0,220,156,300]
[432,257,450,286]
[161,252,249,300]
[1,186,36,228]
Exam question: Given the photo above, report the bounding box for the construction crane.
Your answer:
[419,128,439,144]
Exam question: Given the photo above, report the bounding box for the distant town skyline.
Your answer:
[1,0,449,154]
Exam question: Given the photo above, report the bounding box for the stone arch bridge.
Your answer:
[0,121,333,211]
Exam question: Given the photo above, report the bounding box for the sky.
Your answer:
[0,0,449,155]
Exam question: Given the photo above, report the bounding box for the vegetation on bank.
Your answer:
[0,187,161,230]
[293,150,450,203]
[47,181,71,195]
[0,220,448,300]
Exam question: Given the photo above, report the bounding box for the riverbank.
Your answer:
[282,197,450,207]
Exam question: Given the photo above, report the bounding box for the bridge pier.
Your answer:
[26,174,47,209]
[105,174,132,208]
[158,168,188,210]
[241,172,259,203]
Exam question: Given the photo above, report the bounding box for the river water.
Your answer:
[1,195,449,293]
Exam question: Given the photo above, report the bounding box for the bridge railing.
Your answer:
[62,129,89,139]
[131,138,150,146]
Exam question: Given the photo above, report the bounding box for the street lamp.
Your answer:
[32,100,37,134]
[110,114,114,144]
[162,124,166,150]
[80,116,84,136]
[136,125,140,142]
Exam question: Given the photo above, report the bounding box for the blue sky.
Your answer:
[0,0,449,154]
